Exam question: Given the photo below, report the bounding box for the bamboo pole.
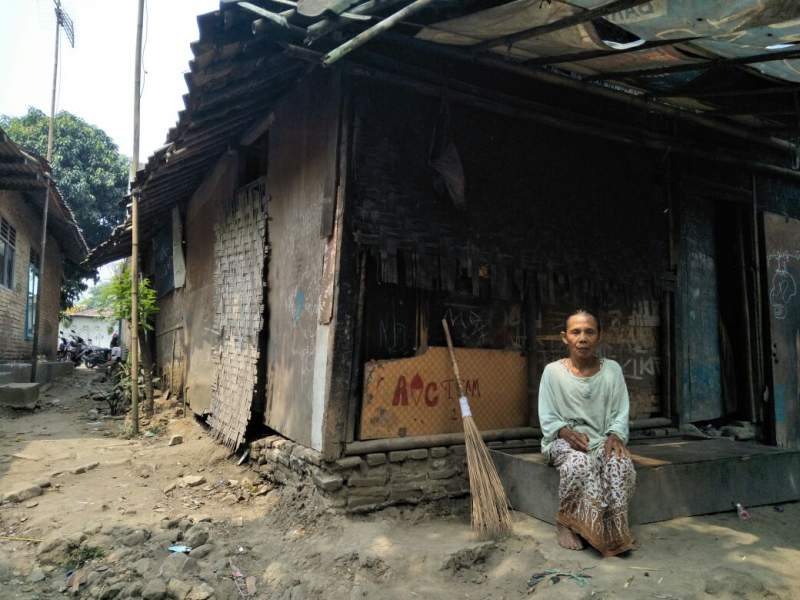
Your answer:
[30,2,61,383]
[129,0,145,435]
[321,0,437,67]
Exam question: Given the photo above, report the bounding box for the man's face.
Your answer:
[561,314,601,359]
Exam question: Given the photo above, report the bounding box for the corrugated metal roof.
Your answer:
[0,127,88,263]
[88,0,800,266]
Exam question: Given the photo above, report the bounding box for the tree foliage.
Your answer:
[67,278,110,313]
[0,107,129,250]
[97,264,159,330]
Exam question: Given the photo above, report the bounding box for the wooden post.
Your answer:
[30,1,61,382]
[129,0,145,435]
[321,0,437,67]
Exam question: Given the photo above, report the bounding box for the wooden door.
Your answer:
[763,211,800,448]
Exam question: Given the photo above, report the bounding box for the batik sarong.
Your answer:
[549,438,636,557]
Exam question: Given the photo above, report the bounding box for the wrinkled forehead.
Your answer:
[565,313,599,331]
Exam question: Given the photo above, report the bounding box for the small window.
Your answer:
[25,248,40,340]
[0,217,16,289]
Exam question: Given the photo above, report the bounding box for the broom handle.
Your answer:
[442,319,466,398]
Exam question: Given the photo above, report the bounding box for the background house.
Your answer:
[0,128,87,361]
[61,308,120,348]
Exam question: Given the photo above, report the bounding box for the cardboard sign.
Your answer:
[360,346,528,440]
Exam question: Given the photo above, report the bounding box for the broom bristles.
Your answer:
[462,414,513,540]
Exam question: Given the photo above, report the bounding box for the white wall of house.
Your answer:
[61,315,119,348]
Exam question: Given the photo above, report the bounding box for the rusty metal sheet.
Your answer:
[693,23,800,83]
[572,0,800,39]
[415,0,607,64]
[360,346,528,440]
[575,45,704,74]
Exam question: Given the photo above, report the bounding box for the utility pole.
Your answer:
[31,0,74,383]
[130,0,145,435]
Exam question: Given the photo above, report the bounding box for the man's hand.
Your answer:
[559,427,589,452]
[604,433,629,459]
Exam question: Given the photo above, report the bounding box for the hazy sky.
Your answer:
[0,0,219,162]
[1,1,219,284]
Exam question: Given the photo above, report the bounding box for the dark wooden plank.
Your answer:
[677,196,722,422]
[264,69,342,450]
[763,211,800,449]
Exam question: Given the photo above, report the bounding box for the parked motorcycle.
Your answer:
[82,345,111,368]
[63,331,86,365]
[57,333,69,361]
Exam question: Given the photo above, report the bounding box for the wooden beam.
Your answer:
[710,109,797,117]
[0,180,47,192]
[472,0,653,53]
[648,84,800,100]
[0,155,32,166]
[523,36,697,68]
[586,47,800,81]
[379,32,797,154]
[345,62,800,180]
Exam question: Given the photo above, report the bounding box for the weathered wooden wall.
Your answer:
[182,154,238,415]
[349,75,670,431]
[264,70,342,450]
[677,196,723,422]
[154,287,186,398]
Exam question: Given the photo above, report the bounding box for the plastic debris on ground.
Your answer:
[774,505,785,513]
[526,568,592,593]
[735,502,752,520]
[168,545,192,553]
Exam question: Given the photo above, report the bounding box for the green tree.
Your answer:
[0,107,129,250]
[98,264,159,419]
[72,279,112,312]
[98,265,158,330]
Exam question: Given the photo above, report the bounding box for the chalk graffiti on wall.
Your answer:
[768,251,800,320]
[442,303,527,350]
[443,306,488,346]
[378,299,409,353]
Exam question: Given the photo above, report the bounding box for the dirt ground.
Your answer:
[1,369,798,600]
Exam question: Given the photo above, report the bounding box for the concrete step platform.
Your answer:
[0,361,74,384]
[492,438,800,525]
[0,382,41,410]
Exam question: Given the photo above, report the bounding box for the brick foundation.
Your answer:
[248,436,475,512]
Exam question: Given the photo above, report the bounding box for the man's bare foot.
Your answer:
[557,524,584,550]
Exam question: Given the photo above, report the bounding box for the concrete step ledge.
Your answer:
[0,361,74,384]
[492,438,800,525]
[0,382,41,410]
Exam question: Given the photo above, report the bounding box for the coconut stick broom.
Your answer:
[442,319,513,539]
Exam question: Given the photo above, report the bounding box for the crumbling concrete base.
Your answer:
[0,382,41,410]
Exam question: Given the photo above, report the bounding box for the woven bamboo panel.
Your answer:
[360,346,528,440]
[207,178,267,449]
